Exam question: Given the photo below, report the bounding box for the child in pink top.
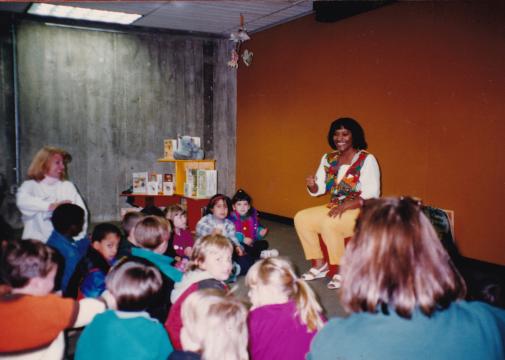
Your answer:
[165,205,194,271]
[246,257,325,360]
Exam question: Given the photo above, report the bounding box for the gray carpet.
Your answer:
[234,219,347,319]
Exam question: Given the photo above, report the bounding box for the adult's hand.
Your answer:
[48,200,72,211]
[306,175,318,193]
[327,198,361,218]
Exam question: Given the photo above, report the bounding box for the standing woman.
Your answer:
[16,146,88,242]
[294,117,380,289]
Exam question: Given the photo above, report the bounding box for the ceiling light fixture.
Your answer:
[27,3,142,25]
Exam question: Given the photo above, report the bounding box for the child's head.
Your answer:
[91,223,121,262]
[341,197,466,318]
[181,289,248,360]
[0,239,58,295]
[121,211,144,236]
[246,257,324,332]
[189,235,233,281]
[165,204,187,230]
[106,259,163,311]
[133,216,171,254]
[205,194,231,220]
[27,146,71,181]
[140,205,165,217]
[231,189,252,217]
[51,203,85,237]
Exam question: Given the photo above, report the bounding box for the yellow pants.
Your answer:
[294,205,360,265]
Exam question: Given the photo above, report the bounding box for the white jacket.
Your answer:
[16,178,88,242]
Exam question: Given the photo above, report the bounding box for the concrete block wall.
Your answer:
[0,19,236,222]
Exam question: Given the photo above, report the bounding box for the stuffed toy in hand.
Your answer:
[174,135,204,160]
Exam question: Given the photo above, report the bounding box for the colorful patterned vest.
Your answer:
[324,150,369,207]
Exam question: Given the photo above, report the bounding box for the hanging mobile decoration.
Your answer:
[228,14,253,68]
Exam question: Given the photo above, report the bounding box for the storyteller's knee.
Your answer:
[294,208,309,227]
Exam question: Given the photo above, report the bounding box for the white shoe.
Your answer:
[301,263,329,281]
[327,274,342,289]
[260,249,279,258]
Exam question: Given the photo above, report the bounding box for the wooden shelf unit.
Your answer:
[157,159,216,196]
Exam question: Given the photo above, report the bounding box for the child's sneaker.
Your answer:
[260,249,279,259]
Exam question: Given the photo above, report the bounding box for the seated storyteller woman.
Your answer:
[16,146,88,243]
[294,117,380,289]
[308,197,505,360]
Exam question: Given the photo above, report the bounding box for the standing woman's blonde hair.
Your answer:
[181,289,248,360]
[246,257,324,332]
[340,197,466,318]
[27,146,71,181]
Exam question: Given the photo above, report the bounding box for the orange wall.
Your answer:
[236,2,505,265]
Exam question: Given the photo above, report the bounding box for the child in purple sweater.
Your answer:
[246,257,325,360]
[165,205,194,271]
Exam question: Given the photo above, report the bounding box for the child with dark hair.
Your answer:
[117,211,144,258]
[75,259,173,360]
[0,240,110,359]
[67,223,121,298]
[229,189,277,260]
[196,194,254,276]
[47,203,89,292]
[141,205,165,217]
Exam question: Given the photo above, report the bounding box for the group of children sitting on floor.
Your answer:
[3,189,320,360]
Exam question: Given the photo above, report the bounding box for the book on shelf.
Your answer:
[196,170,217,198]
[184,169,198,197]
[132,172,148,194]
[147,173,162,195]
[183,169,217,198]
[162,173,174,195]
[163,139,177,160]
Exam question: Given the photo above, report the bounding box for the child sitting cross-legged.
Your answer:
[169,289,248,360]
[229,189,278,260]
[165,234,233,350]
[129,215,183,323]
[196,194,254,276]
[246,257,325,360]
[165,204,194,271]
[0,239,111,359]
[66,223,121,298]
[46,203,90,293]
[75,259,173,360]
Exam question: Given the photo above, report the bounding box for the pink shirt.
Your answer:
[173,229,194,257]
[248,300,320,360]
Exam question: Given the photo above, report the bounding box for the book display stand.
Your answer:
[121,159,216,230]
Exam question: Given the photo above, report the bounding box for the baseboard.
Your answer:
[258,211,294,226]
[258,211,505,272]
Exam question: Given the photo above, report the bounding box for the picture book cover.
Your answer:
[132,172,148,194]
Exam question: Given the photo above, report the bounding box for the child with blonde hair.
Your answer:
[75,259,173,359]
[246,257,325,360]
[165,204,194,270]
[169,288,248,360]
[165,234,233,350]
